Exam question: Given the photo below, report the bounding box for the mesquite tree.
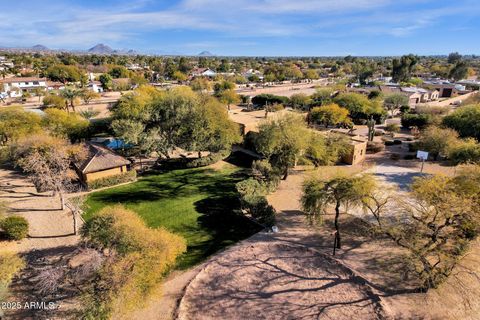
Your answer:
[301,174,375,252]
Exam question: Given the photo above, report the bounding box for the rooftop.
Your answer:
[0,77,47,84]
[76,143,130,174]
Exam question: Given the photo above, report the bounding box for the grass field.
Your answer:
[84,166,261,269]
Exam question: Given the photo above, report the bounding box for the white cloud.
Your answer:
[0,0,478,51]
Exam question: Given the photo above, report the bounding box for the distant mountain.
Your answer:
[88,43,114,54]
[198,51,214,57]
[31,44,49,51]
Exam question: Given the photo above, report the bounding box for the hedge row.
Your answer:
[161,150,230,170]
[236,178,276,227]
[88,170,137,190]
[185,150,230,168]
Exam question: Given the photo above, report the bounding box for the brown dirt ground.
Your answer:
[177,165,480,320]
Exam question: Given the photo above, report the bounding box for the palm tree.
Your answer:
[301,174,375,253]
[61,87,80,113]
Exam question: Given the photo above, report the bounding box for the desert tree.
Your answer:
[362,170,480,288]
[301,174,375,252]
[11,134,86,210]
[255,114,309,180]
[384,93,409,118]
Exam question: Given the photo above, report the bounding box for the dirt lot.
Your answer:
[176,165,480,319]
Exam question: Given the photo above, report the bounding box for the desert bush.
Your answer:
[35,267,64,295]
[366,141,385,153]
[415,105,450,116]
[0,252,25,302]
[81,205,186,318]
[87,170,137,190]
[448,138,480,165]
[42,94,66,109]
[401,113,431,129]
[385,123,400,134]
[1,216,29,240]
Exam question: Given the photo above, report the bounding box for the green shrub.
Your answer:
[385,123,400,133]
[401,113,431,129]
[248,197,276,227]
[81,205,186,318]
[236,178,276,227]
[251,94,289,107]
[448,139,480,165]
[443,104,480,141]
[42,94,65,109]
[1,216,29,240]
[185,150,230,168]
[88,170,137,190]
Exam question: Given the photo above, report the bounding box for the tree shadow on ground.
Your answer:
[6,246,83,320]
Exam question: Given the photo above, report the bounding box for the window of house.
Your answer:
[33,81,39,85]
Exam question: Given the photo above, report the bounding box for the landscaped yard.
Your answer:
[84,165,262,269]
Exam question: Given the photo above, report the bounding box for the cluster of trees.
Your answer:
[0,106,90,144]
[253,114,350,180]
[410,104,480,164]
[110,85,241,159]
[43,88,101,113]
[301,166,480,289]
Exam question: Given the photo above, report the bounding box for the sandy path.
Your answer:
[177,169,386,320]
[0,168,80,252]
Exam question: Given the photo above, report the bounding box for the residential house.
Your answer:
[75,143,131,185]
[87,81,103,93]
[329,129,367,165]
[422,80,468,98]
[242,69,264,81]
[378,85,439,106]
[0,77,48,97]
[190,67,216,78]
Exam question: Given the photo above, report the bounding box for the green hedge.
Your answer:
[162,150,230,170]
[401,113,431,129]
[236,178,276,227]
[88,170,137,190]
[1,216,29,240]
[186,150,230,168]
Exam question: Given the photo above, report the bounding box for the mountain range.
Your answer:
[0,44,215,56]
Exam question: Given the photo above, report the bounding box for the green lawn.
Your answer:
[84,166,261,269]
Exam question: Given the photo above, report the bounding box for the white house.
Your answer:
[87,81,103,93]
[0,77,48,97]
[190,68,216,78]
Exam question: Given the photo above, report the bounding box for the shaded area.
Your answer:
[179,241,385,320]
[84,167,261,269]
[5,246,83,320]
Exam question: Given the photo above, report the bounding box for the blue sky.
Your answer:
[0,0,479,56]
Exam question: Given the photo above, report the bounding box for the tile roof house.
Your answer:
[75,143,131,185]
